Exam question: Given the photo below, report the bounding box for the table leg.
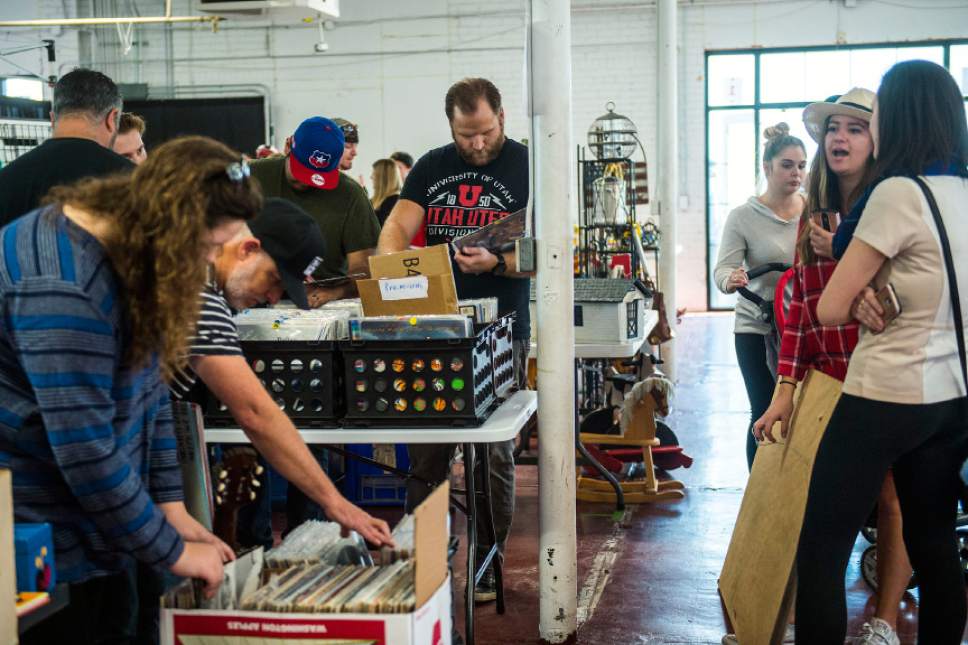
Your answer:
[464,442,477,645]
[477,443,505,614]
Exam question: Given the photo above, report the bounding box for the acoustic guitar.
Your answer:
[211,446,263,553]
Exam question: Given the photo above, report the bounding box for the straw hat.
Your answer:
[802,87,875,144]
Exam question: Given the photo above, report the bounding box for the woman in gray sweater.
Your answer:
[714,123,805,469]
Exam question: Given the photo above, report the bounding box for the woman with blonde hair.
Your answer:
[714,122,806,470]
[2,136,261,644]
[370,157,403,227]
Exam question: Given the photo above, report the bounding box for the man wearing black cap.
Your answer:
[333,117,359,173]
[169,198,393,549]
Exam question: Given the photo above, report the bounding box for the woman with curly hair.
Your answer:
[0,136,262,644]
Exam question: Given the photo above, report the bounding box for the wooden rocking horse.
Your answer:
[577,374,686,504]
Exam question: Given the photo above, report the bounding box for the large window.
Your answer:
[705,41,967,310]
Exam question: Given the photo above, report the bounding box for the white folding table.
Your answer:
[204,389,537,645]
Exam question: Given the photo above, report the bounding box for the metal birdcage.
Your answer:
[587,101,638,160]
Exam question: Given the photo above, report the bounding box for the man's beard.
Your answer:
[223,260,261,310]
[455,132,505,167]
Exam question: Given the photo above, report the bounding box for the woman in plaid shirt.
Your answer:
[749,89,911,645]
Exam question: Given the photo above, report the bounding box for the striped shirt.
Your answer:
[169,282,243,401]
[0,207,184,583]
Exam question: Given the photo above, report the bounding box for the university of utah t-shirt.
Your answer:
[401,138,530,340]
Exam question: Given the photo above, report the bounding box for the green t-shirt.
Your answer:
[249,156,380,278]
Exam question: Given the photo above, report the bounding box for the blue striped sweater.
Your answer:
[0,207,184,583]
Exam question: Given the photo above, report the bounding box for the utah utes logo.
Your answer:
[458,184,483,207]
[308,149,330,169]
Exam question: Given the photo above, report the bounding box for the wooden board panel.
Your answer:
[0,469,16,643]
[718,370,843,644]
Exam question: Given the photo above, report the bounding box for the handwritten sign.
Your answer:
[378,276,429,301]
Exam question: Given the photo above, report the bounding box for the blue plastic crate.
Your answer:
[341,444,409,507]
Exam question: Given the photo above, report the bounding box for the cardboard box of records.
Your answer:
[358,244,460,316]
[160,482,452,645]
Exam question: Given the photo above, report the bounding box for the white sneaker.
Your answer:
[849,617,900,645]
[721,624,795,645]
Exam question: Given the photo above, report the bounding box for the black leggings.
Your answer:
[796,393,968,644]
[734,333,776,470]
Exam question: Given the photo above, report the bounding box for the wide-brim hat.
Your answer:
[802,87,875,144]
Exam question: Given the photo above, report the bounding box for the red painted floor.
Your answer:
[271,313,960,643]
[447,313,954,644]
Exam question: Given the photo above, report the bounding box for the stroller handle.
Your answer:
[745,262,792,281]
[735,263,793,324]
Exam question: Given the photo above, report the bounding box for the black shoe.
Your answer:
[473,568,497,604]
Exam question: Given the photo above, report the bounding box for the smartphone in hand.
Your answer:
[871,283,902,334]
[810,210,841,234]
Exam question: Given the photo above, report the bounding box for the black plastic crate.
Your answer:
[486,315,515,399]
[339,324,497,427]
[203,340,343,428]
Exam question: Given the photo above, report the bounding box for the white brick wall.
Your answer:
[1,0,965,310]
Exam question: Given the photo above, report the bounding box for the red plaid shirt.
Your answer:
[777,258,859,382]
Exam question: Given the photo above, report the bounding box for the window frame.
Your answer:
[704,39,968,311]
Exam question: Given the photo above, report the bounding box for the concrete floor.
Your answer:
[450,313,937,645]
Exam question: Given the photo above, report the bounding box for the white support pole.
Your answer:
[531,0,578,643]
[657,0,678,381]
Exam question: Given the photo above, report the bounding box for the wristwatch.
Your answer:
[491,253,507,276]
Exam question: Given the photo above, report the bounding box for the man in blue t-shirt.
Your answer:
[377,77,532,604]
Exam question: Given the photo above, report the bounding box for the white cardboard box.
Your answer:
[160,575,451,645]
[161,482,452,645]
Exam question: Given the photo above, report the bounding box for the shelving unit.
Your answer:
[574,148,659,285]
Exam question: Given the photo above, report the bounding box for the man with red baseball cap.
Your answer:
[249,116,380,305]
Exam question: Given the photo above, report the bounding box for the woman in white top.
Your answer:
[714,123,806,469]
[799,60,968,644]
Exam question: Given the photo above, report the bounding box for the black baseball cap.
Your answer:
[248,198,326,309]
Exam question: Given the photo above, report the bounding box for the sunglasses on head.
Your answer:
[225,158,251,183]
[340,122,358,138]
